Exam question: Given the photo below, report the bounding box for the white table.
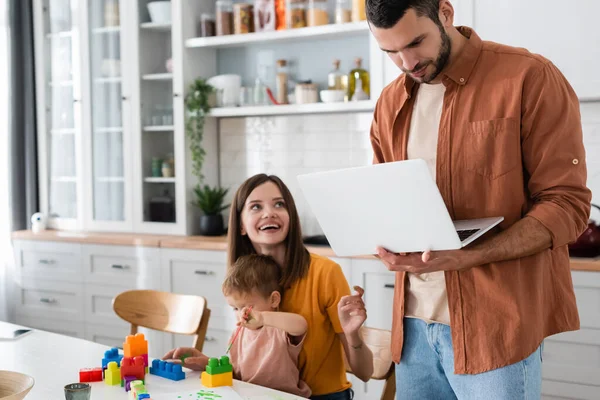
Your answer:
[0,321,303,400]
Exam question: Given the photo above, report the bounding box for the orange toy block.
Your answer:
[201,371,233,387]
[123,333,148,358]
[121,356,146,381]
[104,361,121,385]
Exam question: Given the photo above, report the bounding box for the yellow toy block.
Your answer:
[104,361,121,385]
[201,371,233,387]
[124,333,148,358]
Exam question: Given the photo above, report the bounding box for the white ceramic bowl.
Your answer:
[147,1,172,24]
[0,371,34,400]
[320,89,345,103]
[207,74,242,107]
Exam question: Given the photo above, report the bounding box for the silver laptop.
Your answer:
[297,159,504,257]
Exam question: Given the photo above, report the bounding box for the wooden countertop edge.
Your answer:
[11,230,600,271]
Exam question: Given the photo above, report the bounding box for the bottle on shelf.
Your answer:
[351,77,369,101]
[347,57,370,101]
[234,3,255,34]
[275,0,287,30]
[276,59,289,104]
[327,59,345,90]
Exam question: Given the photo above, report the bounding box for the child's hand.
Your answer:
[161,347,208,371]
[338,286,367,335]
[237,307,263,330]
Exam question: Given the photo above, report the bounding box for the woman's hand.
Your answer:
[161,347,209,371]
[237,307,263,330]
[338,286,367,336]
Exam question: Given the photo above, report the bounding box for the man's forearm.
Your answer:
[466,216,553,267]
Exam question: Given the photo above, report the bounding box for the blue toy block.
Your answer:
[102,347,123,368]
[149,359,185,381]
[138,394,150,400]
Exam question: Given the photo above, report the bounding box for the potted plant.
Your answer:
[185,78,229,236]
[193,185,230,236]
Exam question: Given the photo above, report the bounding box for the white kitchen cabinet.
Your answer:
[13,240,83,283]
[351,258,395,331]
[15,315,86,339]
[14,278,85,322]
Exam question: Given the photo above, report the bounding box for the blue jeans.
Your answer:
[396,318,542,400]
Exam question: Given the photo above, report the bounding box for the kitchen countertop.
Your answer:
[12,229,600,271]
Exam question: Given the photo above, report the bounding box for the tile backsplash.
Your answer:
[219,113,374,236]
[219,102,600,236]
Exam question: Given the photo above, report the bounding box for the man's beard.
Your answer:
[410,27,452,83]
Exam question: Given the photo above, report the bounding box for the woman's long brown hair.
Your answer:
[227,174,310,289]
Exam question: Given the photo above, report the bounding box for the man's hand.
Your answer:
[376,247,481,274]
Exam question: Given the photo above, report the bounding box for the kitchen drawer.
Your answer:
[85,324,164,357]
[82,244,160,287]
[84,283,130,328]
[13,240,82,282]
[15,315,85,339]
[163,249,229,318]
[15,278,84,322]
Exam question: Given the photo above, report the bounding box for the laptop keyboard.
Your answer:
[457,229,480,241]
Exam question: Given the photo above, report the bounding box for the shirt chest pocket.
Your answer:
[464,118,521,179]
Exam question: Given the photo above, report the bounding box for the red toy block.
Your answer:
[80,367,103,382]
[120,356,145,381]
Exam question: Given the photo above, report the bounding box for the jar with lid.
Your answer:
[286,0,307,28]
[307,0,329,27]
[351,0,366,22]
[216,0,234,36]
[295,81,318,104]
[335,0,352,23]
[199,13,216,37]
[234,3,255,34]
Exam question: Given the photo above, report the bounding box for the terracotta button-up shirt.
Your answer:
[370,27,592,374]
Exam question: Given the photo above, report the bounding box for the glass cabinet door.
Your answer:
[87,0,126,222]
[43,0,80,222]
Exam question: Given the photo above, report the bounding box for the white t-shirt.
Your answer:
[405,82,451,325]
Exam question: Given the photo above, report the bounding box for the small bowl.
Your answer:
[0,370,35,400]
[320,89,345,103]
[147,1,172,24]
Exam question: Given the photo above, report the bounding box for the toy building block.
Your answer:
[123,375,137,391]
[104,361,121,386]
[79,367,103,382]
[201,370,233,387]
[124,333,148,359]
[138,395,150,400]
[130,380,147,400]
[121,356,146,381]
[149,359,185,381]
[102,347,124,368]
[205,356,233,375]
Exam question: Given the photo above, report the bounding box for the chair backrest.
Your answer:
[346,327,395,400]
[112,289,211,352]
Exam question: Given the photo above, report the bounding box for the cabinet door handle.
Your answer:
[111,264,130,270]
[38,259,56,265]
[195,270,215,276]
[39,297,57,304]
[204,336,216,342]
[384,284,395,289]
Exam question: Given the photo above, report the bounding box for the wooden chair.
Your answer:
[112,289,211,352]
[346,327,396,400]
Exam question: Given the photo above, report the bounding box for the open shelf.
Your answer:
[144,177,176,183]
[140,22,172,32]
[186,21,369,49]
[95,127,123,133]
[142,73,173,81]
[46,30,72,39]
[208,100,375,118]
[51,176,77,183]
[50,128,76,135]
[94,77,122,84]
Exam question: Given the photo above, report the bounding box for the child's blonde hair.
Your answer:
[222,254,283,298]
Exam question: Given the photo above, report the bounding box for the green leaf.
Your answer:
[192,184,230,215]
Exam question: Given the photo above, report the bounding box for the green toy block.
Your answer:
[205,356,233,375]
